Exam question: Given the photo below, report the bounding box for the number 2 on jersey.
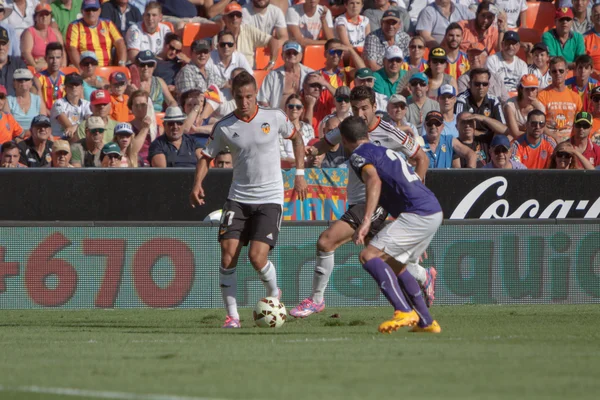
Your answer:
[385,149,420,183]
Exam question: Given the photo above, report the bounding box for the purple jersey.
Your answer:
[350,142,442,218]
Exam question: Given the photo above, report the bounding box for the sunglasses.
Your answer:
[551,69,565,74]
[195,49,210,55]
[388,58,403,64]
[328,49,343,57]
[358,78,374,84]
[575,122,591,129]
[166,121,184,126]
[0,93,5,99]
[431,59,446,65]
[559,18,572,23]
[556,151,572,158]
[67,83,82,87]
[287,104,303,110]
[383,19,398,26]
[529,121,545,127]
[84,8,99,12]
[426,121,442,127]
[284,50,299,57]
[473,81,489,87]
[90,129,105,134]
[309,83,323,89]
[219,42,235,48]
[411,81,427,87]
[493,147,509,155]
[228,12,243,19]
[112,81,126,86]
[106,154,122,160]
[80,61,98,67]
[409,45,424,50]
[336,96,350,103]
[168,44,182,53]
[393,103,406,109]
[138,62,156,68]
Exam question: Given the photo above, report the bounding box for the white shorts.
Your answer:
[370,212,443,264]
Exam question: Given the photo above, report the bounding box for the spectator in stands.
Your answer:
[437,84,458,138]
[318,86,352,137]
[21,4,64,72]
[584,4,600,73]
[373,45,406,99]
[77,89,117,143]
[66,0,127,69]
[221,2,279,70]
[421,110,476,168]
[128,90,155,165]
[175,40,223,96]
[109,72,130,122]
[363,0,410,34]
[385,94,416,137]
[79,52,108,101]
[482,134,527,169]
[204,67,243,119]
[416,0,474,48]
[457,43,509,103]
[495,0,527,30]
[281,94,313,167]
[565,54,598,113]
[112,122,139,167]
[456,110,508,167]
[363,9,409,71]
[538,57,582,143]
[335,0,370,48]
[402,35,428,72]
[51,73,91,140]
[354,67,387,110]
[504,74,546,139]
[0,140,25,167]
[70,116,104,167]
[511,109,556,169]
[455,68,505,135]
[100,141,123,167]
[214,149,233,169]
[0,27,27,96]
[528,42,552,90]
[159,0,213,30]
[286,0,334,47]
[307,118,348,168]
[542,8,585,67]
[155,33,188,90]
[486,31,528,93]
[548,141,595,170]
[34,43,66,112]
[258,41,314,109]
[423,47,457,99]
[49,140,72,167]
[572,0,592,34]
[0,3,20,57]
[101,0,142,37]
[302,72,333,133]
[51,0,83,38]
[9,69,46,131]
[181,88,217,148]
[442,23,469,80]
[570,111,600,166]
[458,1,501,55]
[5,0,35,39]
[131,50,176,112]
[590,86,600,145]
[242,0,288,41]
[17,115,53,167]
[317,39,364,105]
[125,2,170,62]
[0,85,23,143]
[210,30,253,87]
[406,72,440,131]
[149,106,201,167]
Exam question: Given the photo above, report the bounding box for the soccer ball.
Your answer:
[253,297,287,328]
[203,209,223,222]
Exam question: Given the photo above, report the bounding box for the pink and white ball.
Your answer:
[253,297,287,328]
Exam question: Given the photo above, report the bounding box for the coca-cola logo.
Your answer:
[450,177,600,219]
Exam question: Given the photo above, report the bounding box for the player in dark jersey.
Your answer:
[342,115,443,334]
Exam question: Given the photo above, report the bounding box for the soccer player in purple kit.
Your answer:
[341,115,442,333]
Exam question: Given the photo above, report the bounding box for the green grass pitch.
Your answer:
[1,305,599,400]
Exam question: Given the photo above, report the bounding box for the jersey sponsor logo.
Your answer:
[261,123,270,134]
[266,233,273,240]
[232,132,239,138]
[350,153,366,169]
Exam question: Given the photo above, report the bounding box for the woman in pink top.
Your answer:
[20,4,65,72]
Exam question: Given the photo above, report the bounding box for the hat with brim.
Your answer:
[65,73,84,86]
[575,111,593,126]
[425,111,443,124]
[429,47,448,62]
[52,140,71,154]
[87,116,106,130]
[490,135,510,150]
[381,9,400,21]
[355,68,375,80]
[0,1,14,19]
[136,50,157,65]
[101,142,121,160]
[80,51,98,63]
[13,68,33,80]
[31,115,51,127]
[191,40,210,53]
[163,106,187,122]
[115,122,135,136]
[467,43,486,53]
[389,94,407,105]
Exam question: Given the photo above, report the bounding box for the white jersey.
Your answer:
[334,14,369,47]
[203,106,295,205]
[125,22,172,54]
[50,97,92,138]
[242,3,287,35]
[286,4,334,40]
[325,118,419,204]
[494,0,528,29]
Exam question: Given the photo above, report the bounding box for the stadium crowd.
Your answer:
[0,0,599,170]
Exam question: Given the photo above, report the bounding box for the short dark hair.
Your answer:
[477,0,495,15]
[340,116,369,143]
[445,22,463,34]
[325,38,342,51]
[217,30,235,41]
[231,71,256,92]
[1,141,18,153]
[469,68,491,81]
[164,33,181,45]
[575,54,593,69]
[180,89,203,108]
[216,148,231,157]
[127,90,149,109]
[549,56,567,68]
[45,42,63,57]
[350,85,375,105]
[527,109,546,122]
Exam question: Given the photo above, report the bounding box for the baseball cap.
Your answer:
[531,42,549,54]
[283,41,302,54]
[355,68,375,80]
[109,71,127,84]
[87,116,106,130]
[425,111,443,124]
[467,42,486,53]
[335,86,351,99]
[0,26,8,44]
[136,50,157,64]
[34,3,51,13]
[503,31,520,43]
[556,7,574,19]
[32,115,51,127]
[13,68,33,80]
[575,111,593,125]
[409,72,429,85]
[430,47,448,61]
[520,74,539,88]
[191,40,210,53]
[381,9,400,21]
[384,45,403,60]
[591,86,600,99]
[90,89,110,105]
[490,135,510,150]
[65,73,83,86]
[0,85,7,95]
[389,94,407,104]
[115,122,134,136]
[82,0,100,10]
[438,84,456,97]
[52,140,71,154]
[101,142,121,159]
[224,2,242,14]
[80,51,98,63]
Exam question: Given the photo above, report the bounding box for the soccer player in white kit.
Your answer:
[290,86,437,318]
[190,71,308,328]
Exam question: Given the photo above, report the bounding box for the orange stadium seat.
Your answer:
[255,47,284,70]
[60,66,79,75]
[525,2,556,33]
[516,28,543,62]
[155,112,165,127]
[95,66,131,82]
[182,23,222,56]
[254,70,268,90]
[303,45,326,70]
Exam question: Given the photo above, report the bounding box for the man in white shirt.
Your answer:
[242,0,288,41]
[485,31,528,92]
[494,0,528,29]
[209,30,253,88]
[286,0,334,47]
[125,2,171,62]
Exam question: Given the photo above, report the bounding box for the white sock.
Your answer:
[311,250,334,304]
[407,262,427,285]
[219,267,239,319]
[258,261,279,298]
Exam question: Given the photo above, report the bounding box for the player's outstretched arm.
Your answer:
[290,132,308,201]
[190,156,210,208]
[354,165,381,245]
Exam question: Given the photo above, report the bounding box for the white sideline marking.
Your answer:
[0,385,225,400]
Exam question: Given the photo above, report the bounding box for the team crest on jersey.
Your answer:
[45,153,52,163]
[100,28,106,35]
[350,153,366,169]
[157,38,162,47]
[5,123,9,131]
[541,150,548,159]
[261,123,270,134]
[483,107,491,117]
[459,62,468,73]
[373,140,381,146]
[441,144,447,153]
[131,31,139,41]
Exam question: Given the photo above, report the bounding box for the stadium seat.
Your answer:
[155,112,165,127]
[515,28,543,62]
[162,21,175,33]
[95,66,131,82]
[182,23,222,47]
[254,70,268,90]
[303,45,326,70]
[255,47,284,70]
[60,66,79,75]
[525,2,556,33]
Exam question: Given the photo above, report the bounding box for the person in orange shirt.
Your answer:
[458,1,501,55]
[109,72,131,122]
[537,56,583,143]
[584,3,600,73]
[0,85,23,143]
[589,86,600,145]
[510,109,557,169]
